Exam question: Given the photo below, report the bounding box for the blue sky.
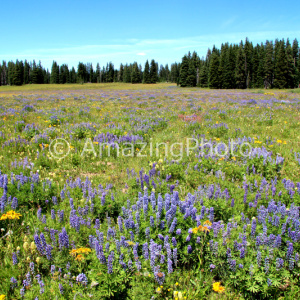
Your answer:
[1,0,299,70]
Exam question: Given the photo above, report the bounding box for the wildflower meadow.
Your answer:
[0,83,300,299]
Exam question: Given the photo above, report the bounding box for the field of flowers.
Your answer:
[0,83,300,299]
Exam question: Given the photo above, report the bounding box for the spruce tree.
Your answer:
[244,38,253,88]
[273,40,288,88]
[24,60,30,84]
[235,42,246,89]
[143,60,151,83]
[179,55,189,87]
[149,59,158,83]
[119,64,124,82]
[186,60,196,87]
[13,60,23,85]
[264,40,274,88]
[286,39,296,88]
[50,61,59,84]
[199,61,208,87]
[208,51,220,88]
[131,62,140,83]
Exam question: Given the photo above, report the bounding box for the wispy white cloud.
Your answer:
[2,30,300,68]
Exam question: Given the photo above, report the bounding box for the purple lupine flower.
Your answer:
[10,277,18,288]
[52,196,58,205]
[50,265,55,275]
[210,264,216,272]
[76,273,88,286]
[107,252,114,274]
[264,256,270,274]
[229,259,236,271]
[167,258,173,273]
[240,247,245,259]
[257,251,262,266]
[12,252,18,265]
[58,227,69,249]
[142,243,149,260]
[58,210,64,223]
[39,233,47,252]
[251,218,256,237]
[46,245,53,260]
[239,264,244,269]
[289,258,295,270]
[117,217,123,232]
[172,237,177,247]
[41,215,47,224]
[11,197,18,209]
[20,287,25,297]
[145,227,150,239]
[135,259,142,271]
[51,209,55,220]
[154,270,165,285]
[105,242,110,253]
[187,245,193,254]
[176,229,181,235]
[150,216,155,227]
[287,242,294,260]
[34,234,44,254]
[160,254,165,264]
[59,283,64,294]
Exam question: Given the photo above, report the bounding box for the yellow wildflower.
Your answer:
[192,227,199,234]
[212,282,225,293]
[0,295,5,300]
[203,220,212,226]
[0,210,22,220]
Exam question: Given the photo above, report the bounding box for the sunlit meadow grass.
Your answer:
[0,83,300,299]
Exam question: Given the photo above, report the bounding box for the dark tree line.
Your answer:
[179,38,300,89]
[1,38,299,88]
[0,59,166,86]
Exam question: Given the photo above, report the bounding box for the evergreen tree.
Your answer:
[292,39,299,86]
[218,43,228,88]
[186,60,196,87]
[24,60,30,84]
[13,60,24,86]
[143,60,151,83]
[208,51,220,88]
[70,67,77,83]
[107,62,114,82]
[286,39,296,88]
[273,40,288,88]
[0,61,7,85]
[244,38,253,88]
[223,45,236,88]
[95,63,100,83]
[264,40,274,88]
[119,64,124,82]
[77,62,87,83]
[149,59,158,83]
[123,64,131,83]
[199,61,208,87]
[131,62,141,83]
[235,42,246,89]
[50,61,59,84]
[256,44,265,88]
[7,61,15,85]
[179,55,189,87]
